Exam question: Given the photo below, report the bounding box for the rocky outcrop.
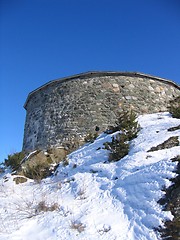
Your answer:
[158,156,180,239]
[148,136,179,152]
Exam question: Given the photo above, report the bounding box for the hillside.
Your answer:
[0,112,180,240]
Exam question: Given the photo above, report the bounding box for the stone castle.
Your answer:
[23,71,180,151]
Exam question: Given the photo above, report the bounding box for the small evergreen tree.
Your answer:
[104,110,140,162]
[106,109,140,140]
[115,109,140,140]
[104,133,129,161]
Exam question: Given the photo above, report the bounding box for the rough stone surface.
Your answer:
[23,71,180,151]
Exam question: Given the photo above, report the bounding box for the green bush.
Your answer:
[117,110,139,139]
[5,151,25,171]
[104,133,129,161]
[104,110,139,162]
[106,110,140,140]
[169,96,180,119]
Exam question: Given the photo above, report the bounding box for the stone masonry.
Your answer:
[23,71,180,151]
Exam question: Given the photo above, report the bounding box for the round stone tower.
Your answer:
[23,71,180,151]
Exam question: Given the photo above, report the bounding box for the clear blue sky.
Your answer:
[0,0,180,162]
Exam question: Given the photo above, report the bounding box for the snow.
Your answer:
[0,112,180,240]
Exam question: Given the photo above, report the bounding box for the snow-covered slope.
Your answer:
[0,112,180,240]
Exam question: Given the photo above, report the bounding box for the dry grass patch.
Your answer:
[70,220,86,233]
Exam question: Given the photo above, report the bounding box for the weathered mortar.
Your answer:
[23,71,180,151]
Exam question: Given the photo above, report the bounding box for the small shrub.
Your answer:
[104,110,139,162]
[106,110,140,140]
[76,187,86,200]
[104,133,129,162]
[70,220,86,233]
[169,96,180,118]
[98,224,111,234]
[5,151,26,171]
[35,201,59,213]
[84,132,98,143]
[116,110,140,140]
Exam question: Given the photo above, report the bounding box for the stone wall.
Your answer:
[23,72,180,151]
